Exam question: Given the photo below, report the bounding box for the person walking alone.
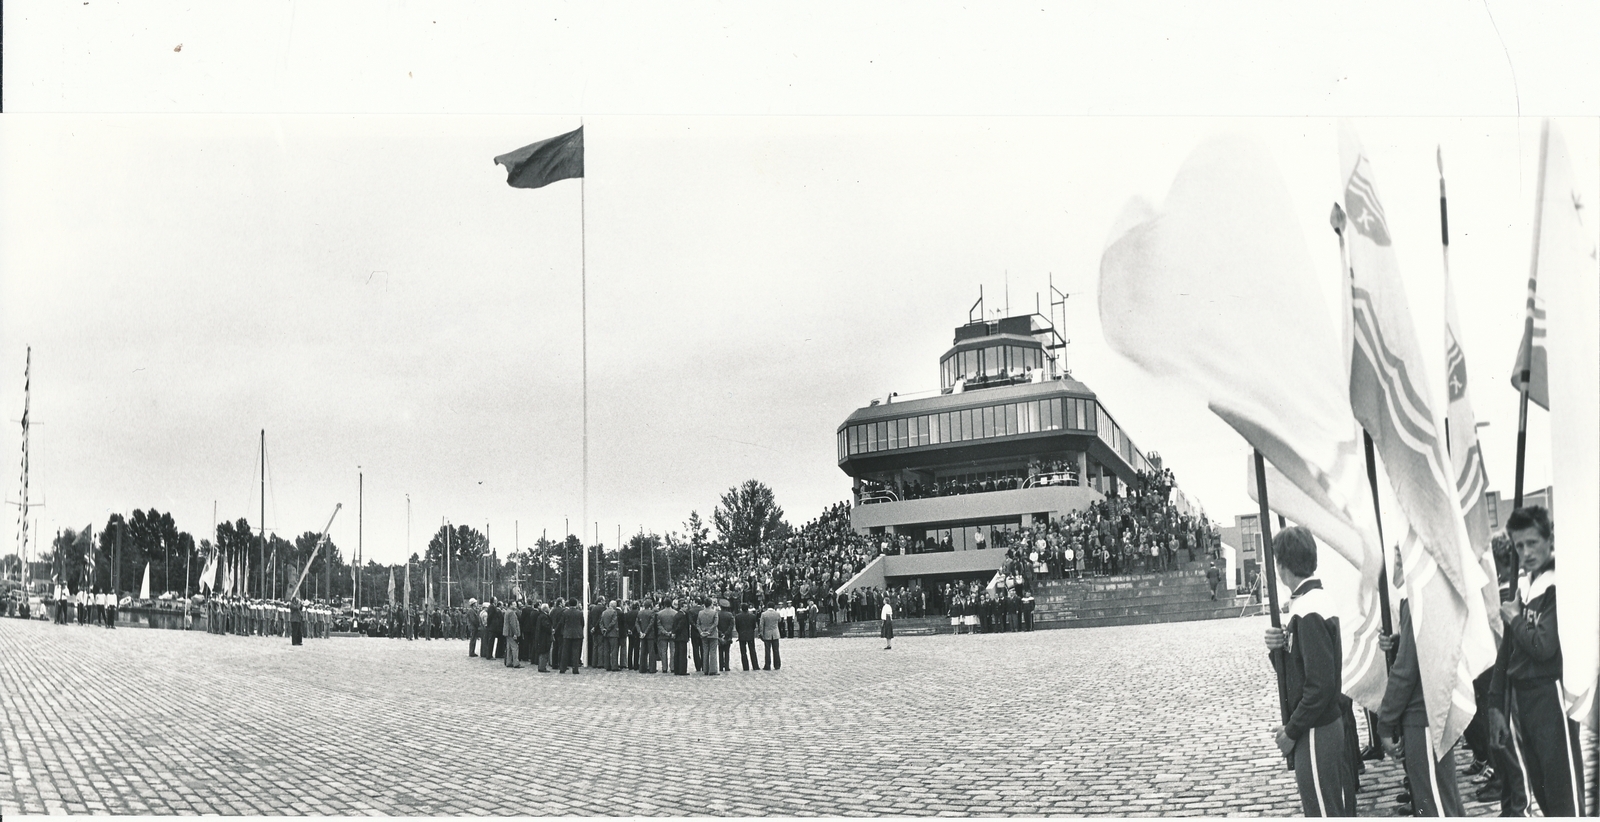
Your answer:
[880,598,894,650]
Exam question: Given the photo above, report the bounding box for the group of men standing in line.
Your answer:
[1266,506,1589,817]
[943,587,1036,634]
[27,589,119,627]
[467,597,788,675]
[205,596,333,644]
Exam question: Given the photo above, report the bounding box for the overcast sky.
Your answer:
[2,3,1596,566]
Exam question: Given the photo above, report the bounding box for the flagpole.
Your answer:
[1252,450,1292,769]
[1513,122,1550,518]
[580,142,590,667]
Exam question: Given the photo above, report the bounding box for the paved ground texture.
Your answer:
[0,615,1528,816]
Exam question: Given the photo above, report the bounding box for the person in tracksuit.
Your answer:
[1263,526,1354,817]
[1488,506,1586,818]
[1375,547,1463,816]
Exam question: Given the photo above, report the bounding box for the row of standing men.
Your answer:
[468,597,788,675]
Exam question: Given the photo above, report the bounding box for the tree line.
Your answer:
[3,478,794,606]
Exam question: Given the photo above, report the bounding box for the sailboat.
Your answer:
[138,561,151,601]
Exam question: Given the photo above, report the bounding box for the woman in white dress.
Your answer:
[880,599,894,650]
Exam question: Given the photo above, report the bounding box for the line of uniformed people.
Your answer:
[469,597,787,674]
[204,596,334,639]
[944,588,1036,634]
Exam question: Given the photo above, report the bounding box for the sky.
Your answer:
[2,3,1596,567]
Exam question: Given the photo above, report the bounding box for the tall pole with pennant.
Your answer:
[496,124,586,658]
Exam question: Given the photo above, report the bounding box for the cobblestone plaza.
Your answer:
[3,616,1501,817]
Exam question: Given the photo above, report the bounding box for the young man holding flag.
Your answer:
[1488,506,1587,817]
[1263,527,1355,817]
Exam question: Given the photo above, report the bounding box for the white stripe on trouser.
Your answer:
[1425,733,1445,814]
[1508,700,1538,811]
[1309,726,1327,816]
[1556,679,1584,814]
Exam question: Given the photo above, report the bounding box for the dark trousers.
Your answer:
[719,641,731,671]
[763,638,781,670]
[739,638,759,670]
[691,632,704,671]
[291,622,303,645]
[637,637,656,671]
[673,640,689,675]
[603,637,619,671]
[1509,679,1585,818]
[468,630,479,656]
[106,607,116,628]
[1293,715,1354,817]
[1400,724,1464,817]
[537,649,550,672]
[563,638,583,671]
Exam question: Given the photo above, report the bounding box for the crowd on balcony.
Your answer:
[857,459,1082,505]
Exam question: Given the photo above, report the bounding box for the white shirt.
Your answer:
[880,603,893,620]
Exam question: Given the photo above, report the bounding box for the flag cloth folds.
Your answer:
[494,127,584,190]
[1508,298,1548,409]
[404,563,411,610]
[1440,163,1504,644]
[1248,455,1388,708]
[1098,133,1387,710]
[1533,120,1600,726]
[199,551,215,594]
[387,567,395,607]
[1339,123,1496,754]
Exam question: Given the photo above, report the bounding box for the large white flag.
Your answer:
[1098,133,1387,709]
[1440,161,1504,644]
[1339,123,1496,754]
[1534,120,1600,727]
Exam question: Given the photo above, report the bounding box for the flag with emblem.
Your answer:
[1339,123,1496,754]
[1438,151,1503,643]
[1529,120,1600,726]
[1098,133,1388,710]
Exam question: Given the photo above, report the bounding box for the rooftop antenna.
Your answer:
[1048,274,1073,376]
[1004,270,1010,318]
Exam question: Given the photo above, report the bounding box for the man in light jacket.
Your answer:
[696,598,721,677]
[759,603,782,671]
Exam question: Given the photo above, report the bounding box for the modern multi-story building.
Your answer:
[833,310,1158,591]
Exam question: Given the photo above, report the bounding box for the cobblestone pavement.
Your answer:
[1,615,1514,816]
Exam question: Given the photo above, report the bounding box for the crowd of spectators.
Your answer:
[857,458,1081,505]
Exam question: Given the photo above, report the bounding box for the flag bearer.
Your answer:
[1263,526,1355,816]
[1488,506,1586,818]
[1375,547,1463,816]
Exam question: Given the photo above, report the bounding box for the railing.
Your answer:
[1024,471,1080,489]
[859,489,900,505]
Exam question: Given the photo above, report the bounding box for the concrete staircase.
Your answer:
[1032,569,1247,629]
[829,616,955,638]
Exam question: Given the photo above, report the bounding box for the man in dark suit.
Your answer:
[548,600,567,671]
[560,598,585,674]
[484,600,503,660]
[532,602,554,672]
[518,602,536,664]
[600,600,620,671]
[670,599,692,676]
[684,599,705,672]
[735,604,760,671]
[587,599,605,668]
[636,599,659,673]
[717,600,736,672]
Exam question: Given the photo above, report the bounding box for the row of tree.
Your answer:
[2,478,795,606]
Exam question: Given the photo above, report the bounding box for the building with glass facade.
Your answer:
[835,313,1154,587]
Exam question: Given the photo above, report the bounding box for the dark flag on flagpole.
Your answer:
[494,127,584,189]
